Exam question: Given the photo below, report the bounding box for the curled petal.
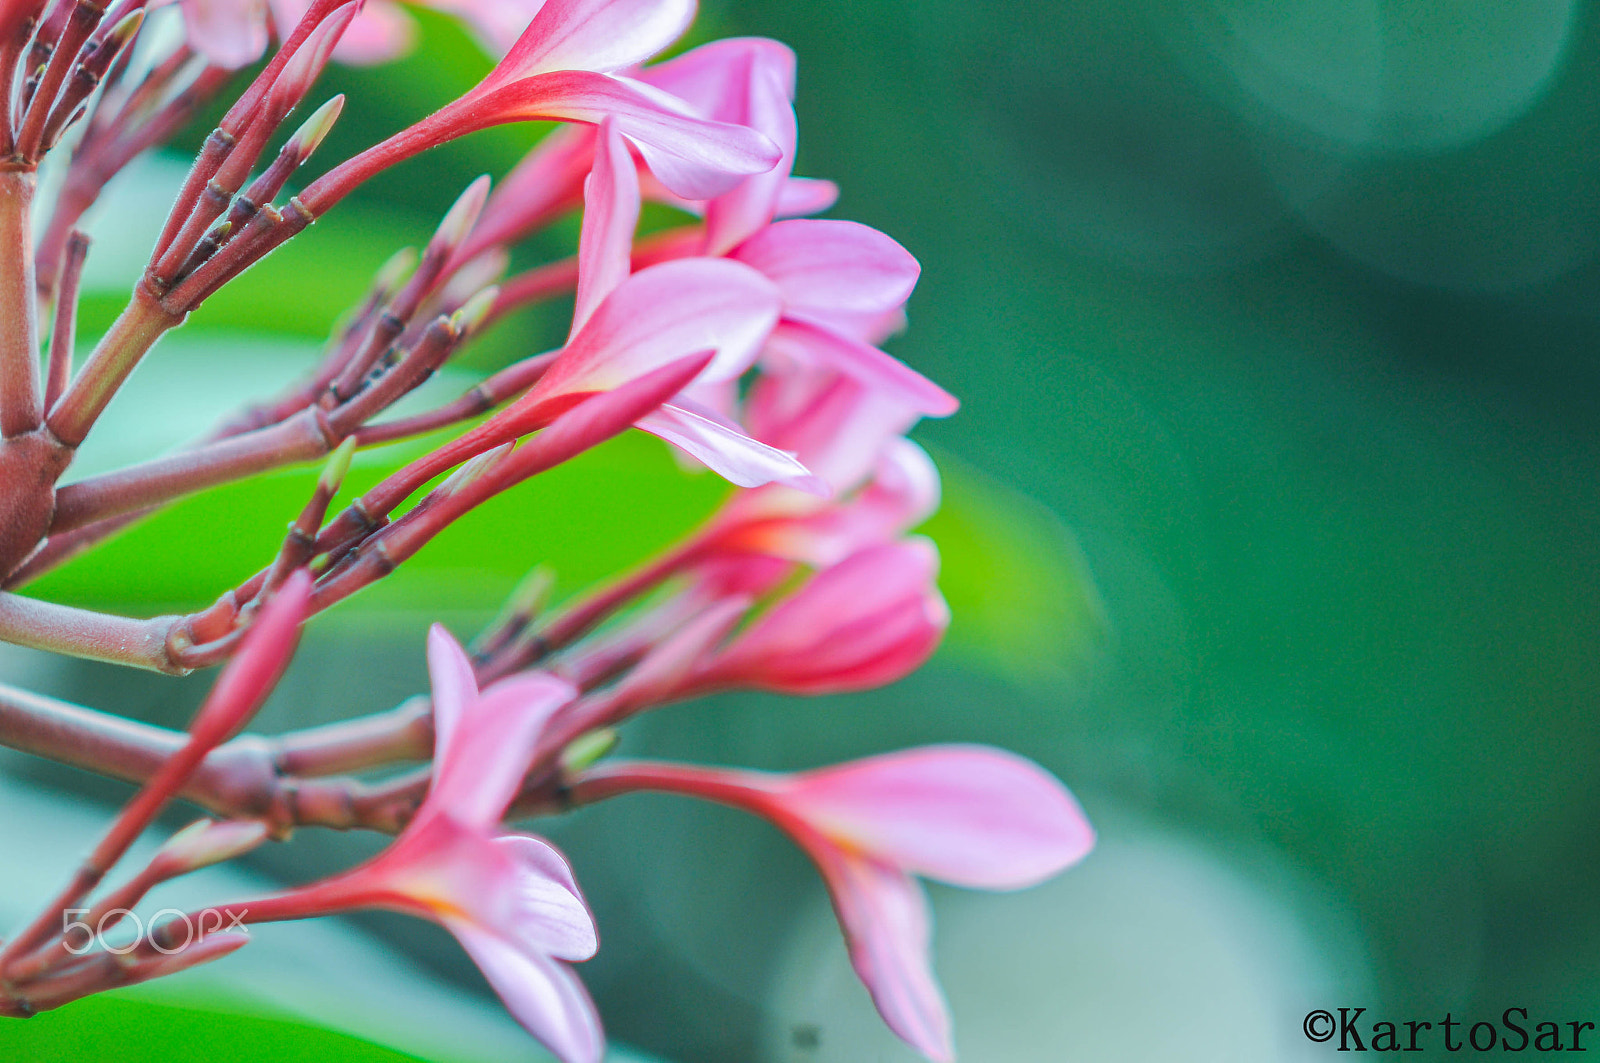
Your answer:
[702,539,948,694]
[449,921,605,1063]
[498,835,599,961]
[636,401,826,492]
[765,317,958,419]
[425,624,479,762]
[430,672,577,828]
[572,118,640,336]
[805,845,953,1063]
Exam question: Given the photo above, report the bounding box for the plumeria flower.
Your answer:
[455,35,837,264]
[301,0,782,216]
[574,746,1096,1061]
[230,628,604,1063]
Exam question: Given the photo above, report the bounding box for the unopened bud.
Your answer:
[374,246,417,295]
[430,175,491,257]
[150,818,270,878]
[449,285,499,336]
[561,728,619,773]
[318,436,358,495]
[121,928,248,982]
[437,440,513,496]
[286,94,344,162]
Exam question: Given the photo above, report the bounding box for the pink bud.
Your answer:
[694,539,949,695]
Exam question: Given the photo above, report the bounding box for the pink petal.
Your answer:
[432,0,549,54]
[803,844,953,1062]
[425,624,479,763]
[703,540,949,694]
[775,177,840,218]
[789,745,1096,891]
[530,258,780,402]
[330,0,416,64]
[636,401,826,491]
[469,70,781,199]
[733,219,920,320]
[184,0,270,68]
[765,317,958,418]
[449,921,605,1063]
[642,37,797,106]
[571,118,639,337]
[429,673,577,828]
[702,64,796,254]
[490,0,693,83]
[497,835,599,961]
[743,369,919,492]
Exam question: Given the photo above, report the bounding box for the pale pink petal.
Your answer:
[184,0,270,68]
[430,674,577,828]
[571,118,639,337]
[490,0,693,83]
[744,370,919,491]
[765,317,958,418]
[497,835,598,961]
[330,0,416,64]
[432,0,548,54]
[449,921,606,1063]
[703,64,796,254]
[805,844,953,1062]
[425,624,479,762]
[642,37,797,107]
[733,219,919,320]
[469,71,781,199]
[789,746,1096,891]
[775,177,840,218]
[636,402,827,492]
[529,258,780,402]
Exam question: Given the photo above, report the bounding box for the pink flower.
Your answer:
[302,0,780,215]
[248,628,604,1063]
[455,36,835,264]
[690,538,949,696]
[576,746,1096,1061]
[176,0,415,68]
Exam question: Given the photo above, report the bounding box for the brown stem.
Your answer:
[0,594,184,673]
[0,169,41,437]
[43,229,87,410]
[50,407,340,534]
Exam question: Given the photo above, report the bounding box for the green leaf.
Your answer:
[0,994,432,1063]
[923,452,1107,684]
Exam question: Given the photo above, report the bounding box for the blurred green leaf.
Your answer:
[922,453,1106,683]
[0,994,429,1063]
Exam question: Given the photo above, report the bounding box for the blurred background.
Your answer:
[7,0,1600,1059]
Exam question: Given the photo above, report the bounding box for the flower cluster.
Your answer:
[0,0,1095,1059]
